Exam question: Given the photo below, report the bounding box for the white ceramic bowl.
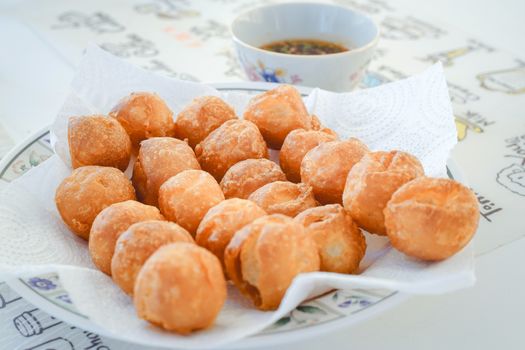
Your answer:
[231,2,379,91]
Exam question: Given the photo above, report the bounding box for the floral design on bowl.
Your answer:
[244,60,303,84]
[28,277,57,291]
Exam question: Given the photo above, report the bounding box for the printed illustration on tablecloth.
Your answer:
[100,34,158,58]
[496,135,525,197]
[52,11,124,33]
[134,0,200,20]
[420,39,494,67]
[381,16,446,40]
[477,61,525,94]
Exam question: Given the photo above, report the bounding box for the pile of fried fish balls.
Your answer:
[55,85,479,334]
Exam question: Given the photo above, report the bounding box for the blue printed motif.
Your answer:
[28,277,57,291]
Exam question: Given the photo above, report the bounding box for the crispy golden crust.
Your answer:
[220,159,286,199]
[89,200,164,275]
[195,198,266,270]
[301,139,369,204]
[294,204,366,274]
[174,96,237,148]
[111,220,194,295]
[110,92,175,149]
[134,243,226,334]
[158,170,224,236]
[384,177,480,261]
[343,151,424,235]
[68,115,131,171]
[55,166,136,239]
[247,181,318,217]
[195,119,268,181]
[243,85,312,149]
[132,137,200,206]
[279,129,338,183]
[224,214,320,310]
[309,115,338,136]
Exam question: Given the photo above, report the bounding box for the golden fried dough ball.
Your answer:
[132,137,200,206]
[89,200,164,275]
[301,139,369,204]
[220,159,286,199]
[309,115,338,135]
[174,96,237,148]
[384,177,480,261]
[55,166,135,239]
[248,181,318,217]
[224,214,319,310]
[343,151,424,235]
[158,170,224,236]
[295,204,366,274]
[280,129,338,183]
[195,119,268,181]
[243,85,312,149]
[195,198,266,268]
[68,115,131,171]
[111,220,194,295]
[110,92,175,148]
[134,243,226,334]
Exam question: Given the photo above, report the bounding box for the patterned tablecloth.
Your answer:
[1,0,524,349]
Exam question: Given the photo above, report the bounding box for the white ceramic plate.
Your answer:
[0,82,463,349]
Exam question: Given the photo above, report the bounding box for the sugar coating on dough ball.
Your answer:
[158,170,224,236]
[132,137,200,206]
[174,96,237,148]
[134,243,226,334]
[195,119,268,181]
[111,220,194,295]
[220,158,286,199]
[243,85,312,149]
[343,151,424,235]
[295,204,366,274]
[384,177,480,261]
[195,198,266,269]
[224,214,319,310]
[89,200,164,275]
[301,139,369,204]
[280,128,338,183]
[68,115,131,171]
[248,181,318,217]
[110,92,175,148]
[55,166,136,239]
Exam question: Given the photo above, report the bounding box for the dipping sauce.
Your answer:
[260,39,348,55]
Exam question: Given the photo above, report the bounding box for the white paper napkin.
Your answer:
[0,45,467,349]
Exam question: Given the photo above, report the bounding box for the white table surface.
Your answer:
[1,0,524,349]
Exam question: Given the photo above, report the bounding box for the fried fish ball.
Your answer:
[174,96,237,148]
[224,214,319,310]
[301,139,369,204]
[280,129,338,183]
[248,181,318,217]
[68,115,131,171]
[111,220,194,295]
[343,151,424,235]
[134,243,226,334]
[158,170,224,236]
[89,200,164,275]
[55,166,136,239]
[195,198,266,268]
[220,158,286,199]
[110,92,175,148]
[243,85,312,149]
[384,177,480,261]
[195,119,268,181]
[295,204,366,274]
[132,137,200,206]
